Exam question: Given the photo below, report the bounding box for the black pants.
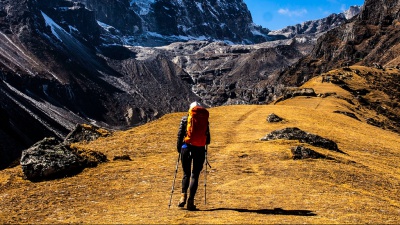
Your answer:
[181,144,205,200]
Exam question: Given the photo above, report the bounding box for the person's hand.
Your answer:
[179,143,188,154]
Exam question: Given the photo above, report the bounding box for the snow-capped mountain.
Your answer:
[80,0,272,46]
[270,5,362,39]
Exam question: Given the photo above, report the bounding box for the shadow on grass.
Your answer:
[203,207,317,216]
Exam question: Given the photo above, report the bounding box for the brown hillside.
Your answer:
[0,66,399,224]
[278,0,400,94]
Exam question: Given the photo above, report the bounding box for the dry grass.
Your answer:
[0,67,399,224]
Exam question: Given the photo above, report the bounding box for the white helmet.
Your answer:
[190,101,201,109]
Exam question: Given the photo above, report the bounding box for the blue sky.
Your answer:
[243,0,365,30]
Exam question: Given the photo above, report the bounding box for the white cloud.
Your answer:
[278,8,308,17]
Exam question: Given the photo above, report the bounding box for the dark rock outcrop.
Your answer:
[267,113,284,123]
[21,122,112,181]
[261,127,342,153]
[333,111,360,121]
[64,124,112,145]
[283,88,317,99]
[274,88,317,104]
[291,146,333,160]
[20,137,107,181]
[113,155,132,161]
[20,137,84,181]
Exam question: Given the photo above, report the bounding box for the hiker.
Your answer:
[176,101,210,210]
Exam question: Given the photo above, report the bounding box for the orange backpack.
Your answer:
[184,106,209,146]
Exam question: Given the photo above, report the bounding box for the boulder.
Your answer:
[283,88,317,99]
[275,88,317,104]
[21,137,108,181]
[261,127,343,153]
[291,146,332,160]
[64,124,112,145]
[318,92,337,98]
[21,137,84,181]
[113,155,132,161]
[267,113,284,123]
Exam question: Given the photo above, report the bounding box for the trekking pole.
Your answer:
[168,152,181,209]
[204,145,212,205]
[204,146,207,205]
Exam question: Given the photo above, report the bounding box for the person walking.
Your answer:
[176,101,210,210]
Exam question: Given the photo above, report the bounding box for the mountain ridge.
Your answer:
[270,5,362,39]
[271,0,400,134]
[80,0,272,46]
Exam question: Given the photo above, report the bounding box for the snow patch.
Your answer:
[147,32,209,42]
[98,21,114,30]
[130,0,155,15]
[250,28,265,37]
[41,11,64,43]
[69,25,79,33]
[196,2,204,12]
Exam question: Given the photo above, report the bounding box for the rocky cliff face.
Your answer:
[130,38,312,106]
[278,0,400,85]
[0,0,198,169]
[344,5,362,19]
[79,0,272,46]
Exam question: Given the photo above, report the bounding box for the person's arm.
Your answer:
[176,116,187,152]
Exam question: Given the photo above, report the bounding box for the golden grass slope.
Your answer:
[0,66,399,224]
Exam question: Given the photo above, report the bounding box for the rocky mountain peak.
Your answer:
[344,5,362,20]
[270,5,361,39]
[80,0,271,46]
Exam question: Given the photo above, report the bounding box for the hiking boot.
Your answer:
[187,198,196,211]
[178,193,187,207]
